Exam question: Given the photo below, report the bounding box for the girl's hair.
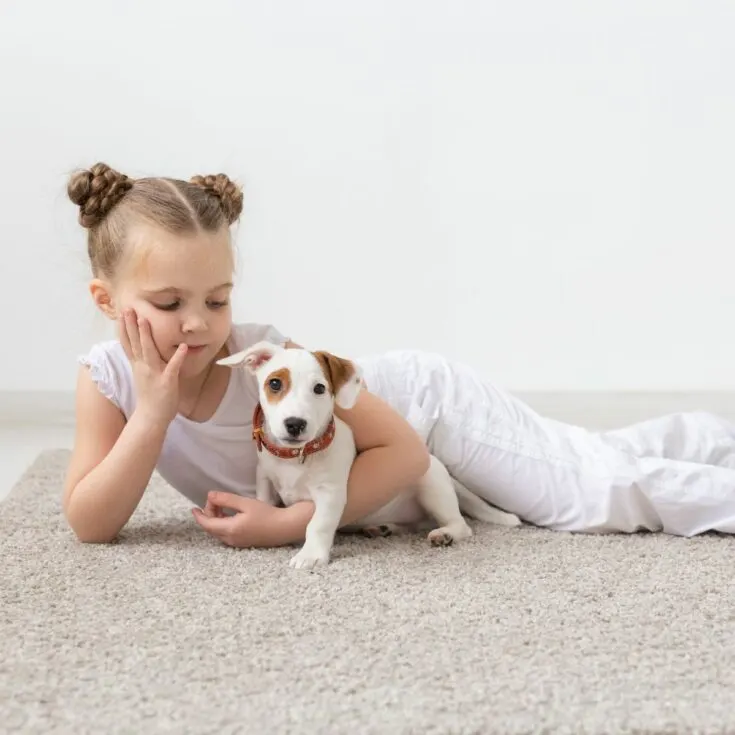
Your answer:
[67,162,244,279]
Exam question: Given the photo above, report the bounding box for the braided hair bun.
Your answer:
[67,163,133,228]
[190,173,243,224]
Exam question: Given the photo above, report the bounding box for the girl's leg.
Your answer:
[359,350,735,537]
[425,399,665,534]
[433,406,735,536]
[359,349,628,531]
[596,412,735,469]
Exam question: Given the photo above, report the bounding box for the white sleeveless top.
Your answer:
[78,322,290,510]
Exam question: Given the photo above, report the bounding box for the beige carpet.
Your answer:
[2,450,735,734]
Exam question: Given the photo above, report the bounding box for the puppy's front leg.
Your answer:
[289,484,347,570]
[255,463,279,507]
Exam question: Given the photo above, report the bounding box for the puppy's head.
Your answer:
[217,341,362,447]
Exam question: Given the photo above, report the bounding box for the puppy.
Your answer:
[218,341,520,569]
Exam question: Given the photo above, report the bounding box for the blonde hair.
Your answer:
[67,162,243,280]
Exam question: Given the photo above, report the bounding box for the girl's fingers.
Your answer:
[203,497,224,518]
[118,313,133,360]
[205,490,252,513]
[191,508,236,545]
[164,343,188,378]
[138,317,162,367]
[124,309,142,359]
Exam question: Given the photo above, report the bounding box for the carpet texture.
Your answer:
[2,450,735,734]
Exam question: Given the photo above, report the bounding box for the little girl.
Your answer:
[65,162,735,546]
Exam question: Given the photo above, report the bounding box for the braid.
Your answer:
[189,173,243,224]
[67,162,133,228]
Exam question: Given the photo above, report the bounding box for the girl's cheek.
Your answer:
[135,303,170,330]
[213,309,233,338]
[132,304,170,343]
[148,317,177,357]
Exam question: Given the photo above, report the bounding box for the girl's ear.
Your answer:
[216,340,283,373]
[89,278,117,319]
[313,351,363,409]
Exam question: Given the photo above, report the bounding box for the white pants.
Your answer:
[358,349,735,537]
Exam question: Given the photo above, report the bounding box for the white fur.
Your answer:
[218,341,520,569]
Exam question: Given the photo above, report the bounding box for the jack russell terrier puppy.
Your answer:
[217,341,520,570]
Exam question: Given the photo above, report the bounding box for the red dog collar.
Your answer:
[252,403,336,463]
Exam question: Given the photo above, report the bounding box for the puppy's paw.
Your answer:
[362,524,398,538]
[428,529,454,546]
[428,522,472,547]
[289,547,330,570]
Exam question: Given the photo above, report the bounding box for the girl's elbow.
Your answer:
[64,506,118,545]
[75,529,118,544]
[68,520,117,544]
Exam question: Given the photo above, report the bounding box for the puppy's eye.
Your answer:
[313,383,326,395]
[268,378,282,392]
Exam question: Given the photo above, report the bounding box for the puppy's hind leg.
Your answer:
[361,524,400,538]
[452,479,521,527]
[415,456,473,547]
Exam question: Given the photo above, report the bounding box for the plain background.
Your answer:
[1,0,734,395]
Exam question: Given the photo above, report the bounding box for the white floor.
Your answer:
[0,424,74,502]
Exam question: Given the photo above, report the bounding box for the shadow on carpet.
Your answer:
[1,449,735,734]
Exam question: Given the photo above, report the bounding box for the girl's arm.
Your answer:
[62,366,166,543]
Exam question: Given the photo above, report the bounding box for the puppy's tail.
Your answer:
[452,479,522,527]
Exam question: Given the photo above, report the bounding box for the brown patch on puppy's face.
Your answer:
[313,351,355,400]
[264,367,291,404]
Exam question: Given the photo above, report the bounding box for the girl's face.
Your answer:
[102,224,235,379]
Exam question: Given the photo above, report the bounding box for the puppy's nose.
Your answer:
[284,417,307,437]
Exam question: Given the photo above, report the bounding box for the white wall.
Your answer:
[1,0,734,394]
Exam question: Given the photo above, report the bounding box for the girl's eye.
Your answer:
[314,383,326,395]
[269,378,282,392]
[153,300,229,311]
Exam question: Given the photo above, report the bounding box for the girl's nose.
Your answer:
[182,313,208,333]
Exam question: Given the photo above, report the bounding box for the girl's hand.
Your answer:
[118,308,188,427]
[192,491,312,548]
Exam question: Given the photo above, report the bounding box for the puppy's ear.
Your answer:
[313,351,363,409]
[217,340,283,373]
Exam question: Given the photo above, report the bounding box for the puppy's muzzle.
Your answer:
[284,417,307,438]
